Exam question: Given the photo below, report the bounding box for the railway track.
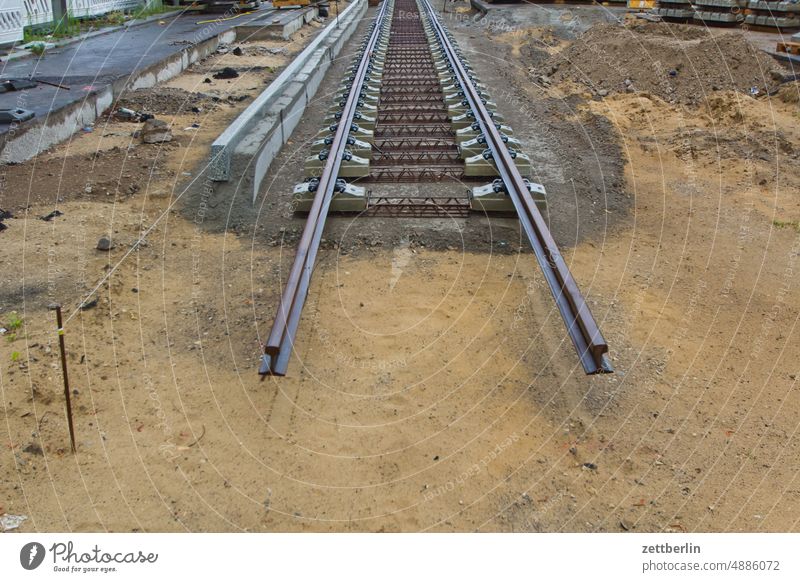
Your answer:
[259,0,613,377]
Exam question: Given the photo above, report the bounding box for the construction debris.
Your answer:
[0,514,27,531]
[213,67,240,80]
[539,21,787,104]
[140,119,173,144]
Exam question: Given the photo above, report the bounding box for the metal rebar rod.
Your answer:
[49,304,77,453]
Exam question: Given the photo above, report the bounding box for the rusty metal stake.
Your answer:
[49,304,76,453]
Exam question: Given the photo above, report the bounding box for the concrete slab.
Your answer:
[237,6,319,40]
[0,5,309,163]
[210,0,367,193]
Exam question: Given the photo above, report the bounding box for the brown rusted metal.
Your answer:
[366,0,465,186]
[260,1,392,376]
[365,195,470,217]
[419,0,612,374]
[261,0,611,377]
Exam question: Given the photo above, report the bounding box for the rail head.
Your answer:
[260,0,394,376]
[418,0,612,375]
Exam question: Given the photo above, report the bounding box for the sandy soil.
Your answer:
[1,4,799,532]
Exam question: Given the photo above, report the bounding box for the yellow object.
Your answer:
[273,0,311,8]
[627,0,656,7]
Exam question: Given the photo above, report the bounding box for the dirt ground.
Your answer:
[2,3,800,532]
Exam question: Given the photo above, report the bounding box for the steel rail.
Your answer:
[260,0,393,376]
[418,0,612,374]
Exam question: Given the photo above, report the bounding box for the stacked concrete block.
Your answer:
[693,0,746,24]
[745,0,800,29]
[654,0,696,22]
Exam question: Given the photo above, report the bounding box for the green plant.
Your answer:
[3,312,22,343]
[10,351,20,362]
[773,219,800,233]
[6,311,23,331]
[52,12,82,37]
[104,11,126,26]
[23,10,84,43]
[131,1,175,20]
[28,42,46,56]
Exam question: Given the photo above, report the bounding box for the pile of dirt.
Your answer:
[539,22,787,105]
[776,81,800,104]
[624,20,709,40]
[114,87,220,117]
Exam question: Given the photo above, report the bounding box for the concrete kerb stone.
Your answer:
[209,0,367,187]
[469,0,491,15]
[1,10,187,63]
[241,49,333,202]
[0,27,235,164]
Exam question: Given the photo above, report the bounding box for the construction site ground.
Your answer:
[1,3,799,532]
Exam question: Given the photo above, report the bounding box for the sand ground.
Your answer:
[1,3,799,532]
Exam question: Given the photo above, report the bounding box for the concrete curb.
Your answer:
[1,9,187,63]
[237,6,319,41]
[468,0,491,14]
[210,0,368,187]
[0,24,237,164]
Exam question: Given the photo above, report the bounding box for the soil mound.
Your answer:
[540,22,786,104]
[115,87,219,116]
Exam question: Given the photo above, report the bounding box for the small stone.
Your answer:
[620,519,632,531]
[80,297,98,311]
[23,443,43,456]
[96,236,113,251]
[141,119,172,144]
[39,210,63,222]
[582,462,598,471]
[232,47,243,56]
[213,67,239,80]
